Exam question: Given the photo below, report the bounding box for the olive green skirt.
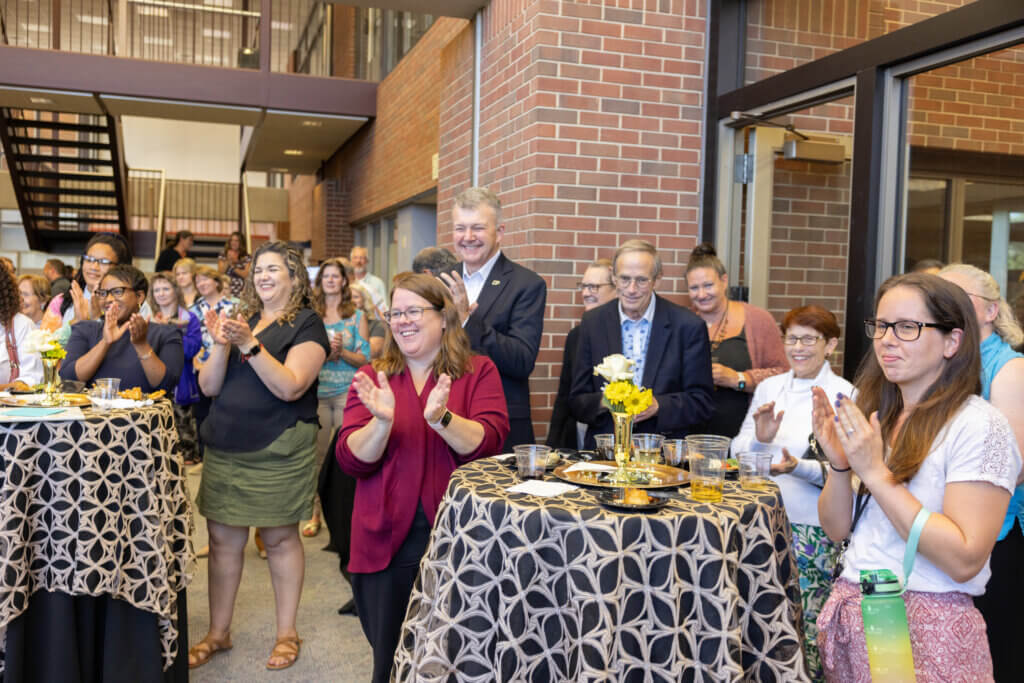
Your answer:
[197,420,318,527]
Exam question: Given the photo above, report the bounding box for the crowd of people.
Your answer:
[1,185,1021,682]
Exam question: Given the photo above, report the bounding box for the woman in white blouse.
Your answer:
[732,305,852,679]
[812,273,1020,681]
[0,265,43,390]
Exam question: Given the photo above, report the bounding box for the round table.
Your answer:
[393,458,808,682]
[0,401,193,682]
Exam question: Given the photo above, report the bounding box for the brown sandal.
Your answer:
[266,635,302,670]
[188,634,233,669]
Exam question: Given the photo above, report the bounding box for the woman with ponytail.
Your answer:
[939,263,1024,681]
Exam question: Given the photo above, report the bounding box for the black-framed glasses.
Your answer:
[782,334,824,346]
[82,254,114,266]
[614,275,652,289]
[577,281,614,293]
[95,286,129,299]
[385,306,438,323]
[864,319,950,342]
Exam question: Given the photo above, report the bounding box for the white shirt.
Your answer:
[0,313,44,386]
[462,249,502,306]
[840,396,1021,594]
[357,272,388,310]
[732,363,854,526]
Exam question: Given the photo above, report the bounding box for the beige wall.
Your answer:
[122,117,240,183]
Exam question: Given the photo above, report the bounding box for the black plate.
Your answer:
[595,489,672,511]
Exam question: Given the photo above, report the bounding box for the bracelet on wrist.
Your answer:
[830,463,852,473]
[137,348,154,361]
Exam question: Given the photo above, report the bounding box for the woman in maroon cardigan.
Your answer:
[336,272,509,683]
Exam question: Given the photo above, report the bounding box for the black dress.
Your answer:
[699,330,752,438]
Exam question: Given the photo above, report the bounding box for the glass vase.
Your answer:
[610,410,633,484]
[40,357,61,406]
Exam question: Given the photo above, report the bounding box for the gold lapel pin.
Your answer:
[491,280,501,286]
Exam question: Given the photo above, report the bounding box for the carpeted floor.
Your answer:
[184,464,375,682]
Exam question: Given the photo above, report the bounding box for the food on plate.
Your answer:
[118,387,144,401]
[623,488,652,505]
[147,389,166,400]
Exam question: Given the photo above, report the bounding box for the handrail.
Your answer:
[241,171,251,255]
[128,0,259,18]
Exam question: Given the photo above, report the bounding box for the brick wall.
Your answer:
[435,0,708,440]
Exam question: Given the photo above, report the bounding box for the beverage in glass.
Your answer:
[685,434,731,503]
[632,434,664,466]
[514,444,550,480]
[594,434,615,462]
[739,452,772,491]
[662,438,687,466]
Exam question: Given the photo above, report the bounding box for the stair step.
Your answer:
[8,137,110,150]
[23,186,117,197]
[12,154,113,166]
[19,170,113,183]
[27,200,119,211]
[31,215,121,224]
[6,119,107,135]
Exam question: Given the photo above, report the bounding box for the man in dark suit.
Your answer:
[440,187,546,450]
[570,239,714,447]
[546,258,617,449]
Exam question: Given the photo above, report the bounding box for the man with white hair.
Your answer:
[349,246,387,308]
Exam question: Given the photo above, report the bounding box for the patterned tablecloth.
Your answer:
[393,458,808,682]
[0,401,194,673]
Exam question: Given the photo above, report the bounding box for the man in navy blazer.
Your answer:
[440,187,546,450]
[569,239,714,447]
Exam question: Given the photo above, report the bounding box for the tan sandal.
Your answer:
[188,634,232,669]
[301,519,321,537]
[266,635,302,670]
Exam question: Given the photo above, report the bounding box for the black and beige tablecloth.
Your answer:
[393,458,808,682]
[0,401,194,674]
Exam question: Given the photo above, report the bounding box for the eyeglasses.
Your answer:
[83,254,115,266]
[385,306,437,323]
[864,319,950,342]
[95,286,129,299]
[577,281,614,293]
[782,334,824,346]
[614,275,652,289]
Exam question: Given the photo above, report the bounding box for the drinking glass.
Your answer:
[514,444,550,480]
[93,378,121,400]
[662,438,687,466]
[631,433,664,466]
[686,434,730,503]
[594,434,615,462]
[739,452,772,491]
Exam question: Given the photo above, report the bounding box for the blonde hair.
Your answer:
[614,239,662,280]
[350,282,379,320]
[454,186,501,224]
[194,265,227,293]
[939,263,1024,347]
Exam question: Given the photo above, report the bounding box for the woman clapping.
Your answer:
[337,273,509,683]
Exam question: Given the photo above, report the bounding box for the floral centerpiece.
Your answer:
[23,313,70,405]
[594,354,653,482]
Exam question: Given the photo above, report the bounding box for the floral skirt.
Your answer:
[817,578,993,683]
[791,523,836,682]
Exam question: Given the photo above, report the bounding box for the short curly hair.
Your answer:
[0,262,21,326]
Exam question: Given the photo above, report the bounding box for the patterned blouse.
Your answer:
[318,310,369,399]
[189,295,240,360]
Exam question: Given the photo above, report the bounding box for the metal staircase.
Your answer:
[0,109,128,253]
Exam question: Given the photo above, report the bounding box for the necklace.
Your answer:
[708,302,730,353]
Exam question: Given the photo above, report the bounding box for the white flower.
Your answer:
[593,354,635,382]
[23,329,61,355]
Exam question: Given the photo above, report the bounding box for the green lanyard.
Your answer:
[859,507,931,682]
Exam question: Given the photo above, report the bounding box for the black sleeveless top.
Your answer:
[700,329,753,438]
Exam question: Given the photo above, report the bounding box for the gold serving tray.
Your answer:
[553,460,689,489]
[0,393,92,407]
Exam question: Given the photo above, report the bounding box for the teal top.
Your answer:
[981,332,1024,540]
[318,310,369,399]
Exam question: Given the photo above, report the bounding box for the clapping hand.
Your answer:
[352,370,395,422]
[769,448,798,475]
[810,386,850,472]
[221,314,256,349]
[832,392,888,484]
[204,309,230,346]
[753,401,784,443]
[438,270,477,325]
[424,374,452,424]
[102,310,129,345]
[328,332,344,361]
[70,281,91,322]
[127,313,149,344]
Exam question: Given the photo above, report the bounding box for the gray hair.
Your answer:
[940,263,1024,347]
[412,247,460,277]
[613,239,662,280]
[454,186,502,225]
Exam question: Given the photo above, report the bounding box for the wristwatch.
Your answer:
[242,341,262,358]
[736,372,747,391]
[429,409,453,429]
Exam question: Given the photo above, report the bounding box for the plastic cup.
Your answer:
[662,438,687,466]
[93,378,121,400]
[594,434,615,462]
[631,433,664,465]
[739,452,772,490]
[686,434,730,503]
[514,444,550,480]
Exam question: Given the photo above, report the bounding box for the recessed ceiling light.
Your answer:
[76,14,109,25]
[300,121,322,127]
[283,149,304,156]
[202,28,231,39]
[137,6,169,17]
[29,97,54,104]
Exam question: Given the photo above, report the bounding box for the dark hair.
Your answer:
[854,272,980,484]
[61,232,132,317]
[912,258,944,273]
[374,272,474,380]
[685,242,727,277]
[0,262,19,326]
[237,241,311,326]
[412,247,459,277]
[45,258,71,278]
[103,264,149,297]
[312,257,356,319]
[221,231,248,259]
[782,305,841,340]
[170,230,194,247]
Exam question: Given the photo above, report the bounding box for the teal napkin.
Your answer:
[2,407,66,417]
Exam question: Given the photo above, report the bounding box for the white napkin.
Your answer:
[563,462,617,473]
[505,480,578,497]
[91,398,155,410]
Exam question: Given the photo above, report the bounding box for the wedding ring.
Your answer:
[846,428,855,436]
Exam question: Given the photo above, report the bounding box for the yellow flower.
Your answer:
[603,381,632,405]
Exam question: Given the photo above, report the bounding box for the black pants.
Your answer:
[974,518,1023,683]
[351,506,431,683]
